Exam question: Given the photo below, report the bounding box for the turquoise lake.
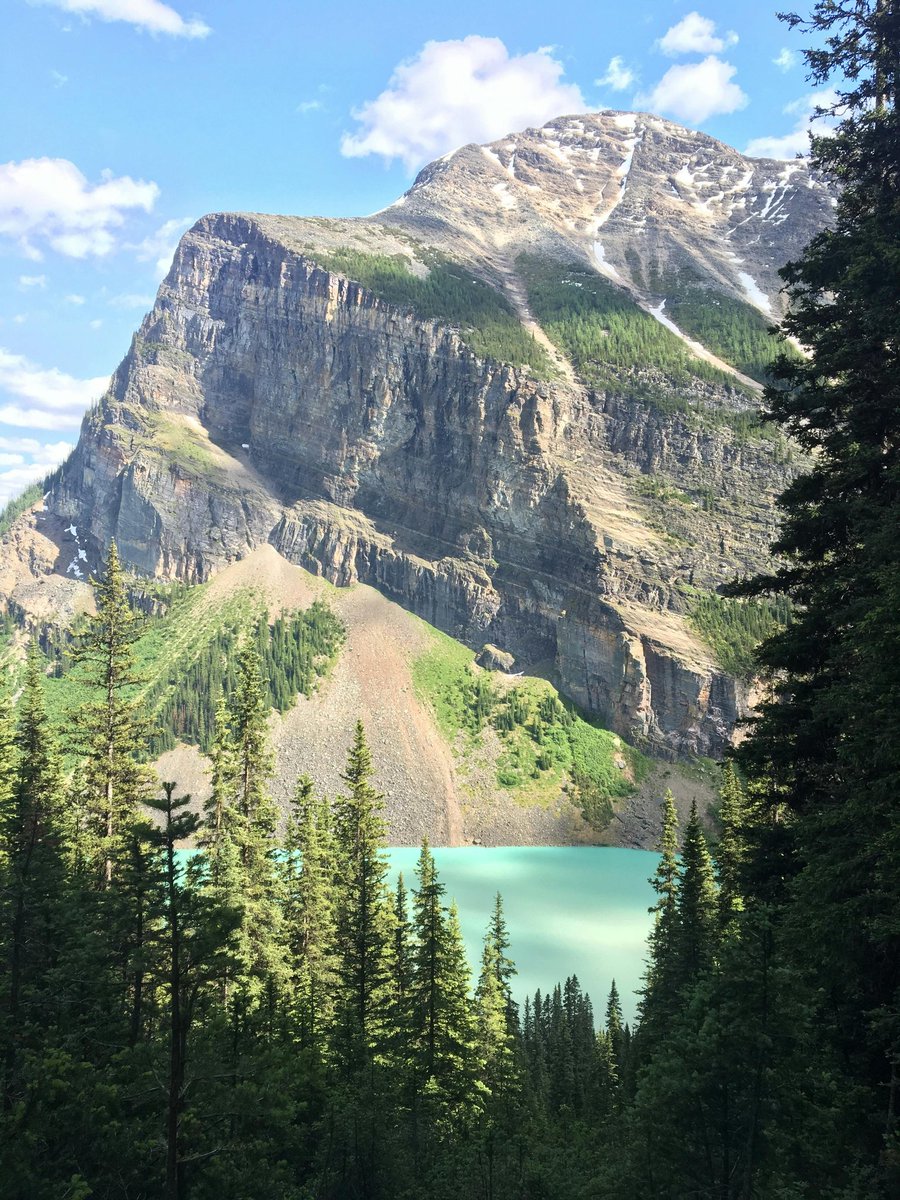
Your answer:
[387,847,657,1024]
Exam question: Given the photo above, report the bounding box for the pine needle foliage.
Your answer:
[309,246,554,374]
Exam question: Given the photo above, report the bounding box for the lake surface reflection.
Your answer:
[388,846,657,1024]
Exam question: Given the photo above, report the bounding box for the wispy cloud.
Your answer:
[0,157,159,259]
[596,57,636,92]
[0,438,75,505]
[0,346,108,431]
[745,88,839,159]
[108,291,155,308]
[773,48,797,72]
[19,274,47,289]
[130,215,192,275]
[35,0,210,39]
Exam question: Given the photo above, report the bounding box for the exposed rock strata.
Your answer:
[4,111,835,759]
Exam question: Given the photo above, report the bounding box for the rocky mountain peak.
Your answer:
[0,109,837,765]
[385,109,833,324]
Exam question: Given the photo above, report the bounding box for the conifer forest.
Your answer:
[3,2,900,1197]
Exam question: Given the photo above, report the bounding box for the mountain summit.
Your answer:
[2,110,834,761]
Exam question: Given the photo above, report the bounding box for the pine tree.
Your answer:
[638,790,680,1041]
[0,645,65,1108]
[74,541,149,885]
[728,3,900,1185]
[715,762,748,927]
[331,721,393,1071]
[673,801,718,987]
[281,773,336,1044]
[605,979,626,1089]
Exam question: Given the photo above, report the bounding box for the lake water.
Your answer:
[387,847,657,1024]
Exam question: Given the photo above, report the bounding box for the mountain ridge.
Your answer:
[0,109,834,774]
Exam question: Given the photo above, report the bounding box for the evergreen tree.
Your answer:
[281,773,336,1045]
[331,721,393,1070]
[715,762,748,927]
[74,540,149,884]
[0,646,64,1108]
[638,790,680,1041]
[673,801,718,987]
[729,3,900,1186]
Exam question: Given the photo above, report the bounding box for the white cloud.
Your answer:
[19,274,47,288]
[637,56,747,124]
[658,12,737,57]
[51,69,68,87]
[89,319,103,329]
[130,215,192,275]
[745,88,839,159]
[65,293,86,304]
[297,99,323,114]
[0,347,108,431]
[0,438,75,505]
[773,48,797,72]
[35,0,210,38]
[341,36,586,171]
[596,56,636,92]
[0,157,159,260]
[0,434,67,454]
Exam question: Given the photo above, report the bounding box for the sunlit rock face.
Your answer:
[28,111,834,758]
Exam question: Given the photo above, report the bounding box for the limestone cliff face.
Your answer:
[25,111,834,758]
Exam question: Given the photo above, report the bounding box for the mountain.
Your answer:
[0,110,834,777]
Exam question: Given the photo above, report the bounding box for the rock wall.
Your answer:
[41,209,784,758]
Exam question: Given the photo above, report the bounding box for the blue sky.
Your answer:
[0,0,828,504]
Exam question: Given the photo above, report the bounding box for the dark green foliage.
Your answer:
[723,3,900,1191]
[518,253,742,391]
[148,599,344,755]
[310,246,554,373]
[652,272,798,383]
[686,587,792,678]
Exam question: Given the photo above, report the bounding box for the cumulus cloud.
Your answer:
[745,88,839,159]
[658,12,737,57]
[130,215,192,275]
[773,48,797,72]
[341,36,586,171]
[596,56,636,92]
[19,274,47,288]
[637,56,747,124]
[65,293,86,305]
[0,157,159,260]
[0,347,108,431]
[35,0,210,38]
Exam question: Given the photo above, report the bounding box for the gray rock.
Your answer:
[477,644,515,672]
[14,111,835,759]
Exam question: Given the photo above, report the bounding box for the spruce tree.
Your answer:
[331,721,393,1070]
[638,790,680,1040]
[281,773,336,1044]
[729,3,900,1184]
[74,540,149,885]
[715,762,748,927]
[0,646,64,1108]
[673,801,718,987]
